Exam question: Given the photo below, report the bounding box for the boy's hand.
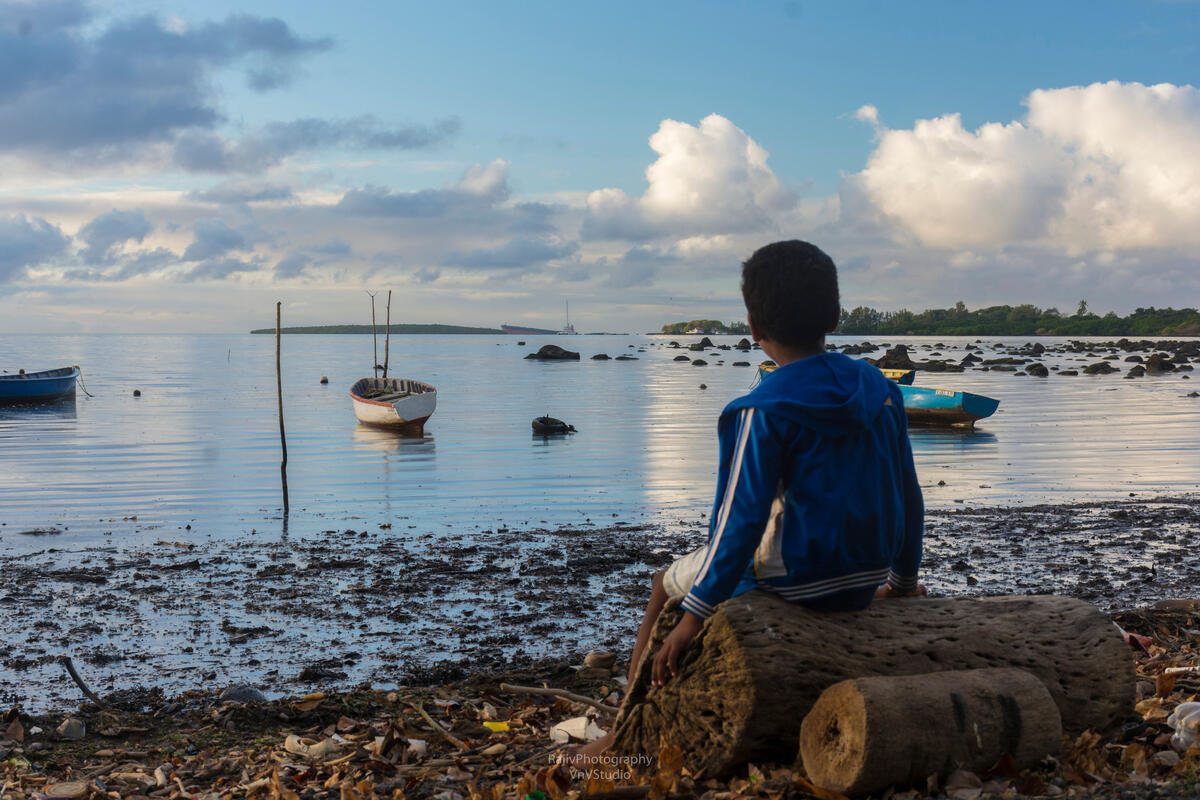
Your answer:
[652,612,704,686]
[875,583,928,598]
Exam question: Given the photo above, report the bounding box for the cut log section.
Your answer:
[799,668,1063,796]
[611,592,1133,778]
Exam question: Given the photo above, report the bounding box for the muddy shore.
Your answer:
[2,494,1199,714]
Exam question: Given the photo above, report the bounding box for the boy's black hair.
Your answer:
[741,240,840,347]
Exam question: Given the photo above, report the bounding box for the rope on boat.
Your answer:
[74,365,93,397]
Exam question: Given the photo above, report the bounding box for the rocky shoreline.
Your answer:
[3,495,1200,714]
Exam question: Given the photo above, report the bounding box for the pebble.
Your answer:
[584,650,617,670]
[480,743,507,756]
[219,683,266,704]
[55,717,85,740]
[1153,749,1180,767]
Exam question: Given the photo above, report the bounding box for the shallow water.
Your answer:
[1,333,1198,551]
[2,332,1200,708]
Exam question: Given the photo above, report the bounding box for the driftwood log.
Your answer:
[799,668,1063,796]
[611,592,1133,778]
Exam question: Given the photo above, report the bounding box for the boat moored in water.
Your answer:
[757,363,998,427]
[0,366,80,404]
[349,377,437,434]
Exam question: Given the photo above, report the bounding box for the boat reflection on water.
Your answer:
[0,395,78,424]
[350,423,436,457]
[907,425,997,452]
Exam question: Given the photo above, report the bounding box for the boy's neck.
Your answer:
[760,336,826,367]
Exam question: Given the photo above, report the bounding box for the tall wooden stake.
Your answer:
[276,302,289,515]
[366,290,379,377]
[382,289,392,379]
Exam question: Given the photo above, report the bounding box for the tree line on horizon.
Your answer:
[837,301,1200,337]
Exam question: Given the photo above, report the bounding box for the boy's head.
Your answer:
[741,240,840,347]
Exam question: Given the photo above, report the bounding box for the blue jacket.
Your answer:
[679,352,923,619]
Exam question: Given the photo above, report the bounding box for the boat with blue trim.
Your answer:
[757,363,998,427]
[0,366,80,404]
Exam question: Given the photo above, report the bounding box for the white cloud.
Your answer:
[853,81,1200,255]
[583,114,796,241]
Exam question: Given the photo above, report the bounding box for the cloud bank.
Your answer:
[854,81,1200,255]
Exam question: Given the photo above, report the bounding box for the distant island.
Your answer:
[250,324,504,335]
[837,302,1200,337]
[660,319,751,335]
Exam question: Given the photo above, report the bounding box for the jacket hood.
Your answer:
[726,351,895,435]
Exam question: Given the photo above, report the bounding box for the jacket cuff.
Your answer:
[887,569,919,592]
[680,592,717,620]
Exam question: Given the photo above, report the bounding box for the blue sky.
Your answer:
[2,0,1199,332]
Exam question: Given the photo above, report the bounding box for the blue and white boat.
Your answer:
[757,363,998,427]
[0,367,80,404]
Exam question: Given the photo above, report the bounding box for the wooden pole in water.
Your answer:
[366,290,378,377]
[382,289,392,379]
[276,302,289,515]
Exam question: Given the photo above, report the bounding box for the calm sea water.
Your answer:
[2,333,1199,552]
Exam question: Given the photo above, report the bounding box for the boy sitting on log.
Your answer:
[571,239,925,761]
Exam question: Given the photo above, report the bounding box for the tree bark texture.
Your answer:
[611,592,1132,778]
[799,668,1062,796]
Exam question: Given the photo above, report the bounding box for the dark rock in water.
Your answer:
[517,340,526,345]
[1014,371,1027,376]
[591,354,610,360]
[732,361,751,367]
[718,344,731,350]
[1026,363,1049,377]
[532,416,576,435]
[1084,362,1118,375]
[1059,370,1079,376]
[669,341,681,348]
[525,344,580,360]
[983,357,1029,365]
[1126,365,1146,378]
[869,344,916,370]
[319,376,329,384]
[1146,353,1176,373]
[916,360,965,372]
[1178,364,1194,371]
[736,338,752,350]
[960,353,983,365]
[614,355,638,360]
[692,360,708,366]
[1027,342,1046,354]
[1124,355,1143,363]
[990,365,1018,372]
[1187,392,1199,398]
[699,384,707,390]
[698,337,714,348]
[687,343,706,351]
[673,355,691,362]
[219,683,266,704]
[760,359,777,367]
[17,528,62,536]
[133,389,141,397]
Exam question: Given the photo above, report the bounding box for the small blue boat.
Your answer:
[757,363,998,427]
[896,384,999,427]
[0,366,80,404]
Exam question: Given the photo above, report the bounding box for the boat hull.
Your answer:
[756,364,998,427]
[898,385,999,427]
[349,377,437,434]
[0,367,79,404]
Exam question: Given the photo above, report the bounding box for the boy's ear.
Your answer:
[748,314,764,342]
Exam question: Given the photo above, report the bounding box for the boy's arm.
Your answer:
[886,411,924,594]
[680,407,785,620]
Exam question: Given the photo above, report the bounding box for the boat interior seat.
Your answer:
[371,391,413,402]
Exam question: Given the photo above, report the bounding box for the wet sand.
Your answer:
[3,494,1199,712]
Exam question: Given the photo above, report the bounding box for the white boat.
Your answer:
[349,377,437,434]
